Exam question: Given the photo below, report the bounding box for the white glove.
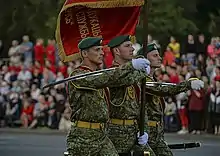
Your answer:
[132,58,151,72]
[137,132,148,145]
[191,80,204,90]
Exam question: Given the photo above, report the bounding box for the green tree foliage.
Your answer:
[136,0,198,44]
[0,0,64,40]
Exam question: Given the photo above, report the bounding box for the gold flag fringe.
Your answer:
[56,0,145,62]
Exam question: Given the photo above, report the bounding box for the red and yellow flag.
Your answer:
[56,0,144,62]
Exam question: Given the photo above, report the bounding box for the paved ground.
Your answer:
[0,128,220,156]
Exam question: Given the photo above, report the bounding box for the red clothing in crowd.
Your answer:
[103,48,113,68]
[21,104,34,122]
[49,65,57,74]
[189,89,205,111]
[163,50,176,66]
[178,108,188,128]
[58,65,67,77]
[8,66,21,74]
[46,44,56,65]
[34,44,45,65]
[169,74,180,84]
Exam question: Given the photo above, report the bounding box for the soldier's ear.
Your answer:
[113,47,120,56]
[81,50,88,58]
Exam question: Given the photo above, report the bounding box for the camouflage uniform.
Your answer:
[145,76,191,156]
[67,62,145,156]
[107,62,156,156]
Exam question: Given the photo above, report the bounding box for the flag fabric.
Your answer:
[56,0,144,62]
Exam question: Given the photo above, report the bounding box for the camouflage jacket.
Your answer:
[68,62,145,123]
[145,76,191,123]
[109,61,146,120]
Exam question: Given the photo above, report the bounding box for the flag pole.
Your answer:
[139,0,151,136]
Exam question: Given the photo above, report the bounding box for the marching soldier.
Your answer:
[67,37,151,156]
[107,35,155,156]
[137,43,204,156]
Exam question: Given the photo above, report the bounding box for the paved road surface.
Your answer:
[0,129,220,156]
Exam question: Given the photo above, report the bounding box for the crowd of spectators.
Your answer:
[0,34,220,135]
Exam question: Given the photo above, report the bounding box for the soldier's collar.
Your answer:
[78,65,93,72]
[112,60,121,67]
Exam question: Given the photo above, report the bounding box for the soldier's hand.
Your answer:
[132,58,151,72]
[189,78,204,90]
[137,132,149,145]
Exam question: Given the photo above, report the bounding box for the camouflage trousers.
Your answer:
[107,123,156,156]
[67,125,119,156]
[147,125,173,156]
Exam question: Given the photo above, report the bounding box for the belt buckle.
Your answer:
[133,120,137,125]
[157,121,161,126]
[100,123,104,130]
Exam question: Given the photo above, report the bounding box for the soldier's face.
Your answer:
[147,50,162,68]
[116,41,134,61]
[83,46,104,65]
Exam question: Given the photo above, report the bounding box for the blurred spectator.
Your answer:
[45,60,56,74]
[42,67,56,86]
[163,46,176,66]
[188,89,205,134]
[196,34,207,57]
[20,99,34,128]
[58,61,67,78]
[32,68,43,88]
[31,83,41,103]
[207,37,217,58]
[8,40,21,66]
[17,64,32,82]
[182,34,196,65]
[164,97,177,132]
[47,95,56,129]
[34,38,45,65]
[29,94,48,129]
[195,69,202,79]
[211,66,220,83]
[176,75,189,134]
[168,66,180,84]
[168,36,180,61]
[2,65,11,83]
[206,58,216,79]
[20,35,33,67]
[103,47,113,68]
[4,91,21,127]
[46,39,56,66]
[0,81,10,97]
[208,76,220,135]
[196,54,206,75]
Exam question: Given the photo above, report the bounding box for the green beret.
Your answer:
[108,35,131,48]
[78,37,102,50]
[136,43,159,56]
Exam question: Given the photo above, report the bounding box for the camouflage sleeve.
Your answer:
[146,78,191,97]
[71,62,146,89]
